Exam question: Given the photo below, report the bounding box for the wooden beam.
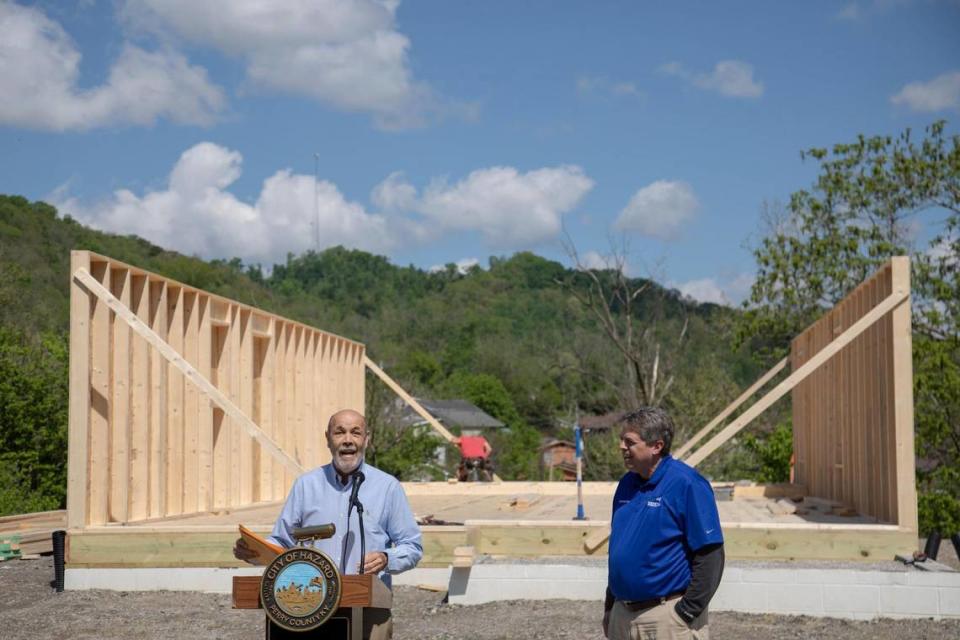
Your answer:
[67,252,91,529]
[674,357,788,459]
[685,287,910,468]
[889,256,918,531]
[364,356,456,443]
[73,268,305,478]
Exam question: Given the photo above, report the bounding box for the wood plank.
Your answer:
[254,335,271,502]
[315,332,327,467]
[293,327,305,472]
[197,295,213,512]
[88,260,111,525]
[686,286,910,467]
[284,323,298,484]
[212,324,229,509]
[73,269,304,478]
[303,331,316,467]
[674,357,788,459]
[229,305,242,507]
[890,257,918,530]
[719,524,916,561]
[166,286,185,516]
[129,275,150,521]
[239,309,254,505]
[68,252,92,529]
[320,335,336,467]
[182,291,200,514]
[148,279,167,519]
[109,268,131,523]
[273,323,289,496]
[467,522,610,556]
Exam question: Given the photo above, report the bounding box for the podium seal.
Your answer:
[261,547,342,632]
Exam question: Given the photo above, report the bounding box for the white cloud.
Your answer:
[52,143,594,262]
[415,166,595,247]
[0,2,224,131]
[371,172,418,213]
[576,74,644,100]
[677,278,728,305]
[674,272,754,306]
[428,257,481,274]
[53,142,394,264]
[614,180,699,240]
[660,60,764,99]
[891,71,960,112]
[122,0,463,129]
[579,250,612,271]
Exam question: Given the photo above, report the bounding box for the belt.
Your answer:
[620,592,684,612]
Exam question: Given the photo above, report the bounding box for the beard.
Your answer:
[332,447,363,475]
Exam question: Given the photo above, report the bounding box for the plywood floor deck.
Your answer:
[65,483,916,567]
[91,481,883,529]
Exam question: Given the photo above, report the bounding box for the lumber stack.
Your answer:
[0,509,67,556]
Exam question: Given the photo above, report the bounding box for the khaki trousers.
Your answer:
[608,600,709,640]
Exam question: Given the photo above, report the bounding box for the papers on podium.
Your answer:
[238,524,283,566]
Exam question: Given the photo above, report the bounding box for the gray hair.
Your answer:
[619,407,674,455]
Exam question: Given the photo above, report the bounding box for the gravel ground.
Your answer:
[2,557,959,640]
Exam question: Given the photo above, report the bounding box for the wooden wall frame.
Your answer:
[67,251,366,528]
[678,257,917,531]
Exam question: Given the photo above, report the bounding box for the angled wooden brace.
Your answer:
[364,356,457,443]
[674,357,789,460]
[685,287,910,468]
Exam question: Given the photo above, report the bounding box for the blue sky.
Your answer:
[1,1,958,304]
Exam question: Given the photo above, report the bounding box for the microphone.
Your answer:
[348,470,365,517]
[292,524,336,542]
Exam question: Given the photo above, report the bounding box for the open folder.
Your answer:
[238,524,283,566]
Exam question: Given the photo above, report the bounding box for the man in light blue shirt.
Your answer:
[235,409,422,639]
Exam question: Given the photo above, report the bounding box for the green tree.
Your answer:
[0,328,69,515]
[740,121,960,534]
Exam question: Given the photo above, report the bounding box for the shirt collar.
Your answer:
[638,454,672,488]
[324,461,367,490]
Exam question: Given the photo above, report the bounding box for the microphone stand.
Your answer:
[354,497,366,574]
[343,470,367,575]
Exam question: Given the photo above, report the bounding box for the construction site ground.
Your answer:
[2,552,958,640]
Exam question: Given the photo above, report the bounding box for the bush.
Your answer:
[0,328,69,516]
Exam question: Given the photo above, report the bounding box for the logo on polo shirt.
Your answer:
[647,496,662,507]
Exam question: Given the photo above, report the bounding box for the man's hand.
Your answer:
[602,609,610,638]
[360,551,389,574]
[233,538,258,562]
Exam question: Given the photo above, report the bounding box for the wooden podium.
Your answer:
[234,573,393,640]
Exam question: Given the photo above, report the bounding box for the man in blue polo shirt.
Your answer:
[603,407,724,639]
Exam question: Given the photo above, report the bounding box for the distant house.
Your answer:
[400,398,505,468]
[402,398,505,436]
[540,439,578,481]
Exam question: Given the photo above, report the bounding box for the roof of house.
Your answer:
[539,439,575,451]
[404,398,505,429]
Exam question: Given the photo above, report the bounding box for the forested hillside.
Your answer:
[0,194,769,514]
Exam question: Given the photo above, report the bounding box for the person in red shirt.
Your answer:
[455,435,493,481]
